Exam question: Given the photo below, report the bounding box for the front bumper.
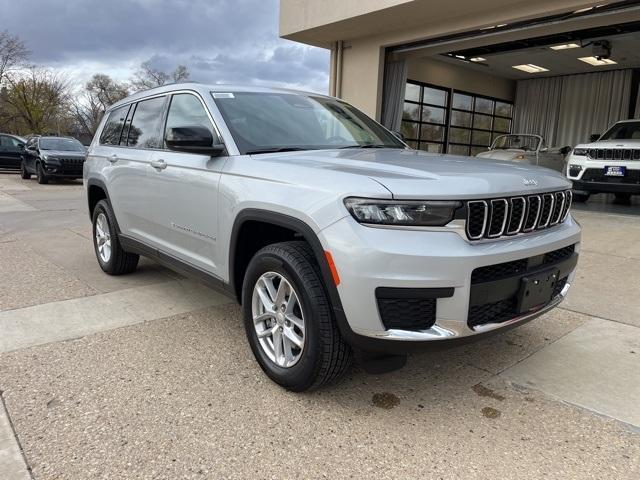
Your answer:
[319,215,581,352]
[567,155,640,194]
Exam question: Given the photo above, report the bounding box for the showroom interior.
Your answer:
[383,14,640,159]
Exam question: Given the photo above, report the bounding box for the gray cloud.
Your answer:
[3,0,329,92]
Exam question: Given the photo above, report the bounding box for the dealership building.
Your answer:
[280,0,640,154]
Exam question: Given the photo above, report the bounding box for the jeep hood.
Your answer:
[256,148,570,199]
[575,139,640,148]
[476,149,532,161]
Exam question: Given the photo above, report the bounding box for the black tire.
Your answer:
[572,192,589,203]
[614,193,631,203]
[36,162,49,184]
[20,161,31,179]
[242,241,352,391]
[92,199,139,275]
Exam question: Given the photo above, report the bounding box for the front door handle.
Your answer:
[150,159,167,170]
[108,154,118,164]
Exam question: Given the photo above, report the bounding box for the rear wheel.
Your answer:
[242,241,352,391]
[20,161,31,179]
[92,199,139,275]
[572,192,590,203]
[36,162,48,184]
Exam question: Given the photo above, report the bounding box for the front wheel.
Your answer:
[92,199,139,275]
[20,161,31,179]
[36,162,49,184]
[242,241,352,391]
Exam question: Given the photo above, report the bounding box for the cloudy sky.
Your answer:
[3,0,330,93]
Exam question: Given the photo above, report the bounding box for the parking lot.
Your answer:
[0,171,639,479]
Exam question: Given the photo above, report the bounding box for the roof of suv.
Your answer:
[109,82,332,111]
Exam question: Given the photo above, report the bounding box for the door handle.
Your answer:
[108,154,118,164]
[150,159,167,170]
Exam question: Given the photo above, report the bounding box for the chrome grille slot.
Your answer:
[487,199,508,238]
[465,190,571,241]
[550,191,565,226]
[522,195,541,232]
[466,201,488,240]
[537,193,555,228]
[506,197,525,235]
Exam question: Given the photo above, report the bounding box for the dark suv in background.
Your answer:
[0,133,26,170]
[21,136,87,183]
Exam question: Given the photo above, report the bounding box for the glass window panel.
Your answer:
[420,124,445,142]
[473,114,492,130]
[402,102,420,121]
[99,104,130,145]
[449,144,470,156]
[401,121,419,140]
[472,130,492,146]
[421,106,445,124]
[423,87,447,106]
[127,96,166,148]
[405,83,420,102]
[452,93,473,110]
[449,127,471,144]
[419,142,443,153]
[475,97,494,115]
[494,117,511,133]
[471,146,488,156]
[451,110,471,128]
[405,140,418,149]
[495,101,513,117]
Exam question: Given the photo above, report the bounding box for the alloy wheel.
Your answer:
[251,271,305,368]
[95,213,112,263]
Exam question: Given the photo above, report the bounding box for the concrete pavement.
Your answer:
[0,172,639,479]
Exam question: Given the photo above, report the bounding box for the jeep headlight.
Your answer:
[344,198,461,226]
[572,148,588,156]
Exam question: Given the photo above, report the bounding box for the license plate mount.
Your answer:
[605,166,626,177]
[517,268,560,314]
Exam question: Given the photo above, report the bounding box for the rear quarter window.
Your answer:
[99,104,130,145]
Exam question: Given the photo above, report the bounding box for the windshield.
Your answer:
[212,92,405,154]
[600,122,640,141]
[39,138,85,152]
[492,135,540,151]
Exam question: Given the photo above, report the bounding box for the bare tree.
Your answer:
[71,73,129,138]
[2,67,70,134]
[131,61,190,90]
[0,30,30,86]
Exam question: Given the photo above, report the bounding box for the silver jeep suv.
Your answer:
[84,83,581,391]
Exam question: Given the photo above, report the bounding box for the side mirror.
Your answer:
[16,143,24,149]
[539,146,548,153]
[559,146,572,155]
[165,126,225,155]
[589,133,601,142]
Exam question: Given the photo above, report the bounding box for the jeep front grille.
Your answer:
[465,190,571,240]
[587,148,640,161]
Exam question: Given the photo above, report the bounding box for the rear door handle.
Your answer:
[108,154,118,164]
[150,159,167,170]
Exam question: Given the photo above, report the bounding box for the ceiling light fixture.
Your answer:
[578,56,617,66]
[512,64,549,73]
[470,57,486,62]
[550,43,581,50]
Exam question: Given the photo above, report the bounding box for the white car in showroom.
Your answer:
[476,134,571,173]
[566,120,640,202]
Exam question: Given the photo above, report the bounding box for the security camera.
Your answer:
[593,40,611,60]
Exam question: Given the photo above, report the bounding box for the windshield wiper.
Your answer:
[339,144,399,149]
[246,147,310,155]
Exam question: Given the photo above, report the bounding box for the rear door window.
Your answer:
[126,96,166,149]
[99,104,130,145]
